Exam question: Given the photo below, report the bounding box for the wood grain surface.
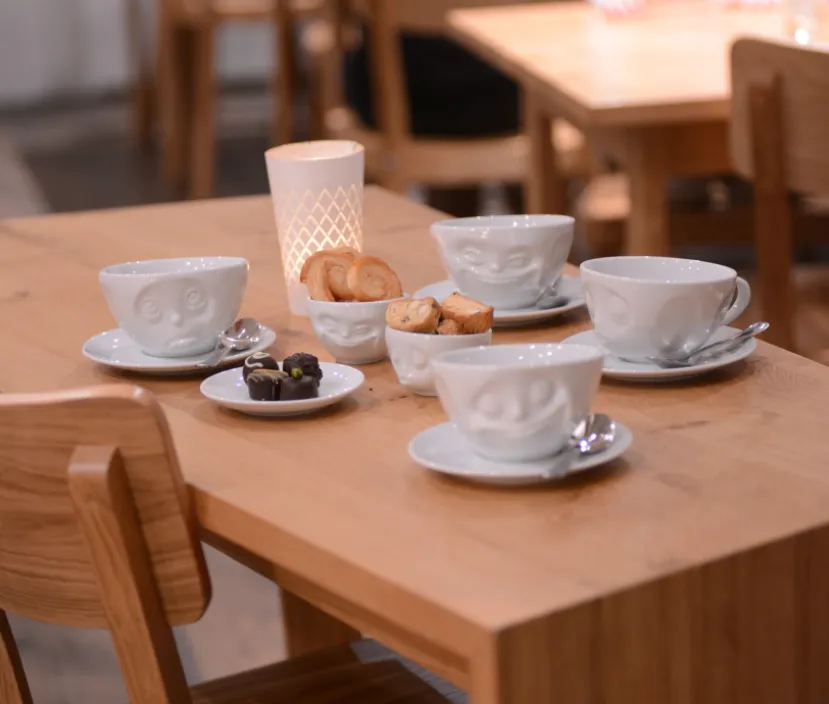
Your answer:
[4,187,829,701]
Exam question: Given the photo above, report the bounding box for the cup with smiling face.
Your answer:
[307,296,405,364]
[431,215,574,310]
[431,343,604,463]
[99,257,248,357]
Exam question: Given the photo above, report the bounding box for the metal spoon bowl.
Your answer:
[543,413,617,478]
[196,317,262,369]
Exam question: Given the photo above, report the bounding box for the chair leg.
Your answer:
[158,15,193,192]
[188,23,216,199]
[273,0,298,146]
[126,0,154,151]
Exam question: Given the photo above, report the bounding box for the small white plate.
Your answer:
[200,362,364,417]
[409,420,632,486]
[562,327,757,382]
[83,327,277,375]
[413,275,585,326]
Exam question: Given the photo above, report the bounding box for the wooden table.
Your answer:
[448,1,787,256]
[5,187,829,703]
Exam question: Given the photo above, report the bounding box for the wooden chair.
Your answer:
[305,0,591,198]
[152,0,324,199]
[730,37,829,351]
[0,385,448,703]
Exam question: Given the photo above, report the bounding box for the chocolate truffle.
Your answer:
[280,367,319,401]
[243,352,279,381]
[247,369,288,401]
[283,352,322,386]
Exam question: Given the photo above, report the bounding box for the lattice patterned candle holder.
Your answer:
[265,140,365,315]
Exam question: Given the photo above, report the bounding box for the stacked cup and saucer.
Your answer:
[408,343,633,486]
[564,256,761,381]
[83,257,276,375]
[415,214,585,325]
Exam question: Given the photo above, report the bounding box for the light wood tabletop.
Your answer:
[4,187,829,702]
[448,1,792,256]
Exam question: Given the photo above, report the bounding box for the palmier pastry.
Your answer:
[439,292,494,334]
[304,259,337,302]
[386,297,441,333]
[300,248,357,301]
[347,256,403,302]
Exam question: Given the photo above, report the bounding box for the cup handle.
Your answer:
[722,277,751,326]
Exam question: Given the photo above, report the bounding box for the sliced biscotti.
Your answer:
[438,292,494,334]
[385,297,441,333]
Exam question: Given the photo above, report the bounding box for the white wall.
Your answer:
[0,0,274,108]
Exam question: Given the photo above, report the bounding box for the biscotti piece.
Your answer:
[439,293,494,334]
[437,318,463,335]
[386,297,441,333]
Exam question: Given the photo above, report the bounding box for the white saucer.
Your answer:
[200,362,364,417]
[83,327,277,375]
[562,327,757,382]
[413,275,585,326]
[409,420,632,486]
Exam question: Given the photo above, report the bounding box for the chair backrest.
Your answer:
[731,37,829,194]
[0,385,210,703]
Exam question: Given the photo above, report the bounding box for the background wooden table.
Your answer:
[4,187,829,702]
[448,1,787,255]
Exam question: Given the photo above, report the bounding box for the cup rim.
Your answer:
[100,256,248,277]
[265,140,364,162]
[580,256,736,284]
[431,214,574,233]
[431,343,604,370]
[306,295,406,309]
[386,327,492,340]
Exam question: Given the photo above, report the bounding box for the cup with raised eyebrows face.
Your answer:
[99,257,248,357]
[431,214,574,310]
[431,343,604,463]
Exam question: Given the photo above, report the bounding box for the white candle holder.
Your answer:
[265,140,365,315]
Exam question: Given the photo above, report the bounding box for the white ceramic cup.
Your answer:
[386,327,493,396]
[431,214,574,310]
[431,343,604,463]
[99,257,248,357]
[580,256,751,362]
[307,297,404,364]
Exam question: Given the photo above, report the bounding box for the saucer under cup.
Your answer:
[580,256,750,363]
[307,296,404,364]
[431,214,574,310]
[386,327,492,396]
[431,343,604,463]
[99,256,248,358]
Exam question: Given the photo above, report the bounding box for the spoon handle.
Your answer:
[196,344,232,369]
[687,330,753,363]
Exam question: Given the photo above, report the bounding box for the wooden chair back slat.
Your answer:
[0,386,209,629]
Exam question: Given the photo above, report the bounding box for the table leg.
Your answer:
[624,127,671,256]
[281,590,361,658]
[523,91,567,215]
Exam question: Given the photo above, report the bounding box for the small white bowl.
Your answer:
[307,296,404,364]
[386,327,492,396]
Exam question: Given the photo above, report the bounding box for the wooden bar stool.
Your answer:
[0,385,449,703]
[730,37,829,352]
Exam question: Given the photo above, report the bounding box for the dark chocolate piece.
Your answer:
[283,352,322,386]
[243,351,279,381]
[280,368,319,401]
[247,369,288,401]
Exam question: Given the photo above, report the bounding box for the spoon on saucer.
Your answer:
[543,413,617,478]
[196,317,262,369]
[641,321,769,369]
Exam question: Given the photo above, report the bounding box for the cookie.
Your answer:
[300,248,357,301]
[437,318,464,335]
[386,297,441,333]
[439,293,494,334]
[347,255,403,302]
[304,258,337,302]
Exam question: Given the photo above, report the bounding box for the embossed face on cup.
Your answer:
[99,257,248,357]
[580,256,751,362]
[385,327,492,396]
[431,215,574,310]
[307,297,403,365]
[431,343,603,463]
